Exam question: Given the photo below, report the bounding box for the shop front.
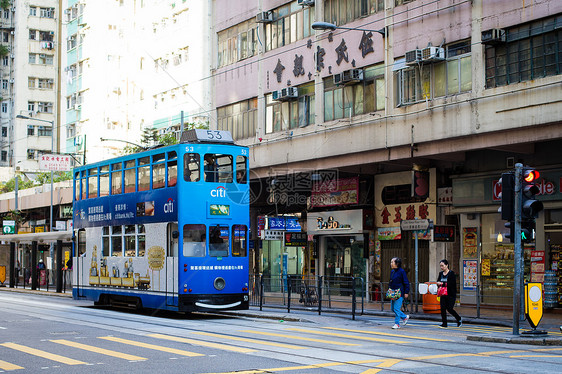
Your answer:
[307,209,373,296]
[454,169,562,307]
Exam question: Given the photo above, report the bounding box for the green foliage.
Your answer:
[0,45,9,57]
[158,133,178,146]
[2,209,27,226]
[0,1,10,10]
[0,172,71,194]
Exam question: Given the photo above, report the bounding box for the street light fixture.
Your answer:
[311,21,386,37]
[100,137,147,150]
[16,114,55,233]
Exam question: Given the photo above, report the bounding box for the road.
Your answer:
[0,292,561,373]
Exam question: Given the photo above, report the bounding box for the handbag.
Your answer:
[386,288,401,300]
[437,285,448,297]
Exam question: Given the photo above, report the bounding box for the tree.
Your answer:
[0,1,11,10]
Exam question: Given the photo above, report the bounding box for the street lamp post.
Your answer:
[16,114,55,233]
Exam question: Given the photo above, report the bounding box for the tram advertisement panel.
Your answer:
[74,188,177,228]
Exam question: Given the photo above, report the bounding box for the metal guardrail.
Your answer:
[250,275,365,319]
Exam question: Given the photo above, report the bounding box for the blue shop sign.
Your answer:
[267,217,301,232]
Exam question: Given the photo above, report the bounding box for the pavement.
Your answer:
[1,284,561,346]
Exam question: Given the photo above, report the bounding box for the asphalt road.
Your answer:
[0,292,561,373]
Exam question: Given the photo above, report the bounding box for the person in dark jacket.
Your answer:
[389,257,410,329]
[436,259,462,328]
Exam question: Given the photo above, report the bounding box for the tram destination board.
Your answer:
[433,225,456,242]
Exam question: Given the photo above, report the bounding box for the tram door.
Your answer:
[166,223,179,306]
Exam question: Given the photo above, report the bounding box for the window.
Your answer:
[27,125,34,136]
[88,168,98,198]
[396,42,471,106]
[102,227,110,257]
[1,102,7,113]
[111,163,122,194]
[183,153,200,182]
[1,151,7,162]
[2,79,7,89]
[167,151,177,186]
[81,171,87,200]
[324,0,383,27]
[152,153,166,189]
[217,98,258,140]
[29,53,36,64]
[29,30,37,40]
[209,225,229,257]
[30,7,37,16]
[99,166,109,197]
[1,127,6,137]
[485,16,562,88]
[38,126,52,137]
[236,156,247,184]
[38,78,54,89]
[2,56,8,66]
[28,102,35,112]
[111,226,123,257]
[232,225,247,256]
[124,160,135,193]
[67,34,77,50]
[204,154,233,183]
[74,172,80,201]
[183,224,206,257]
[265,83,315,134]
[217,19,258,68]
[27,149,35,160]
[40,8,55,18]
[264,3,315,52]
[28,77,36,88]
[138,156,150,191]
[124,225,136,257]
[38,102,53,113]
[78,229,86,256]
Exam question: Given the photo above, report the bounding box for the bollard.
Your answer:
[317,276,323,315]
[351,277,356,320]
[259,274,264,311]
[287,275,291,313]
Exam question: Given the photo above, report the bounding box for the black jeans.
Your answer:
[440,295,461,326]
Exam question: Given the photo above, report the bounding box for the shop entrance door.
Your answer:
[325,236,365,278]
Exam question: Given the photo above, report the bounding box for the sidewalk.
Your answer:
[1,285,560,345]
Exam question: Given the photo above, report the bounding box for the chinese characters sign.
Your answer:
[311,177,358,207]
[39,154,72,171]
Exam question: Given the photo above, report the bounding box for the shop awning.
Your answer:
[0,231,73,244]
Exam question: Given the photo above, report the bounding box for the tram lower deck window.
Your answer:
[183,224,206,257]
[209,225,229,257]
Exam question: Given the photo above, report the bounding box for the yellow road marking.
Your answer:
[0,342,86,365]
[239,330,359,346]
[510,355,562,358]
[98,336,203,357]
[147,333,256,353]
[533,348,562,352]
[51,339,147,361]
[478,350,525,356]
[0,359,24,371]
[325,327,450,342]
[285,328,407,344]
[204,358,401,374]
[408,353,478,360]
[192,331,306,350]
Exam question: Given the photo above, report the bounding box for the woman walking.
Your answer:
[389,257,410,329]
[437,259,462,328]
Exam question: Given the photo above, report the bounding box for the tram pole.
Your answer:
[513,163,522,335]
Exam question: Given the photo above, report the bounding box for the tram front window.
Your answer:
[210,225,229,257]
[183,224,206,257]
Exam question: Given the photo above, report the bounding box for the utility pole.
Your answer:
[512,163,522,335]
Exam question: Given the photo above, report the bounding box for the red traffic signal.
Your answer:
[524,169,540,183]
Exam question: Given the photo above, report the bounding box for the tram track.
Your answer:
[0,293,560,373]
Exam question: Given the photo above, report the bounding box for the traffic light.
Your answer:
[499,172,515,221]
[521,168,544,221]
[504,220,515,242]
[521,220,536,243]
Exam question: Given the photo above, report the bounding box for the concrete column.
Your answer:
[56,240,63,293]
[31,241,38,290]
[9,242,15,288]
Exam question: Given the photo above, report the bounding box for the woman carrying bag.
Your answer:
[436,259,462,328]
[388,257,410,329]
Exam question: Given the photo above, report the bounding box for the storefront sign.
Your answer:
[2,220,15,234]
[268,217,301,232]
[39,154,72,171]
[311,177,359,207]
[307,209,363,235]
[433,225,456,242]
[463,260,478,290]
[377,227,401,240]
[481,259,490,276]
[262,230,284,240]
[530,250,545,282]
[438,187,453,205]
[284,232,307,247]
[463,228,478,257]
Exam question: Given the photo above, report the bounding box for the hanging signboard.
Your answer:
[39,154,72,171]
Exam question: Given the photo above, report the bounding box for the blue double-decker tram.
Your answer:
[72,130,250,312]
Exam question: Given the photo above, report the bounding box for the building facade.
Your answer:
[214,0,562,306]
[0,1,58,177]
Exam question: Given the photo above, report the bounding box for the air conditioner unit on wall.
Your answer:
[405,49,422,65]
[421,47,445,62]
[297,0,315,6]
[482,28,506,45]
[333,69,364,85]
[272,87,298,101]
[256,11,273,23]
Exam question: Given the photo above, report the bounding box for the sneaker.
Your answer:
[438,324,448,328]
[457,319,462,327]
[403,315,410,326]
[392,324,400,329]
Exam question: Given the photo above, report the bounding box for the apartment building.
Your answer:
[63,0,213,162]
[214,0,562,306]
[0,1,58,177]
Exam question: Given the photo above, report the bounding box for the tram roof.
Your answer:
[0,231,73,244]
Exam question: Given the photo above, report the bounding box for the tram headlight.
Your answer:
[214,277,226,291]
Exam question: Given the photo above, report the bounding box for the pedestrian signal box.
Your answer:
[524,282,543,330]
